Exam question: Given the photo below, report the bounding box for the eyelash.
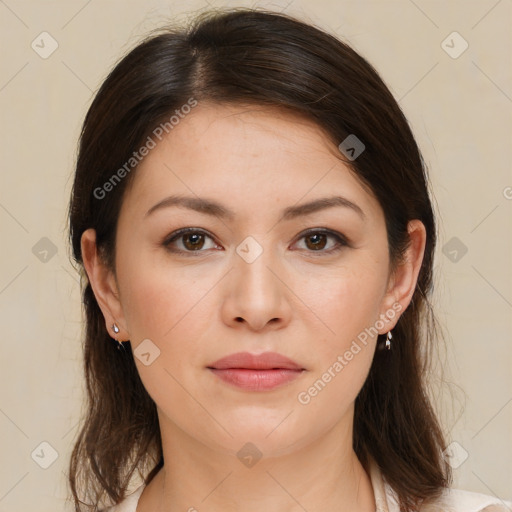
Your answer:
[162,228,349,256]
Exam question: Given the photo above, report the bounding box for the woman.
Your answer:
[67,8,511,512]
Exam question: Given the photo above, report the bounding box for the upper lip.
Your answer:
[208,352,304,370]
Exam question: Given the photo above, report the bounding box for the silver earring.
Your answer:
[112,323,125,350]
[385,330,392,350]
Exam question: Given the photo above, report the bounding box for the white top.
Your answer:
[105,459,512,512]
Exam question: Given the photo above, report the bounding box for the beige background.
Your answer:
[0,0,511,510]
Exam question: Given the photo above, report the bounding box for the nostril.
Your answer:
[235,317,244,323]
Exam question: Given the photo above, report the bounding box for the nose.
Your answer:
[220,245,292,332]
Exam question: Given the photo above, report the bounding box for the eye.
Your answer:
[292,229,348,254]
[162,227,349,256]
[163,228,220,254]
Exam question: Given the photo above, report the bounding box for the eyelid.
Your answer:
[163,227,221,254]
[162,227,350,255]
[290,228,350,253]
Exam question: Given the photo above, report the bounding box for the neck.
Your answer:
[139,412,376,512]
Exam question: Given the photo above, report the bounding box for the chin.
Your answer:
[197,416,318,460]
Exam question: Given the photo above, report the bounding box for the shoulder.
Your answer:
[370,459,511,512]
[101,485,145,512]
[419,487,512,512]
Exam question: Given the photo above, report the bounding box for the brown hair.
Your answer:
[68,8,451,511]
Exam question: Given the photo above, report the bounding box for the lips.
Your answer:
[207,352,305,391]
[207,351,304,371]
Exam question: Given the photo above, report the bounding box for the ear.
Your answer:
[377,219,427,333]
[80,228,130,341]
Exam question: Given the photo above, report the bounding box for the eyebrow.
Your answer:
[145,194,365,221]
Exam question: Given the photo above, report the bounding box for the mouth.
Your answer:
[207,352,305,391]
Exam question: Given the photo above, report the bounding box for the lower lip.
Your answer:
[208,368,304,391]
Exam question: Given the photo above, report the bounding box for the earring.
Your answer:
[112,323,124,350]
[385,330,392,350]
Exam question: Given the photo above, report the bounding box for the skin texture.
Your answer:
[81,103,426,512]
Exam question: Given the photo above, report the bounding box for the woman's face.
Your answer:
[84,102,423,459]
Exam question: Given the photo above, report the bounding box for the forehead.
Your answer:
[143,102,341,170]
[120,102,381,221]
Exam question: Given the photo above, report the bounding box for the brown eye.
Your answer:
[164,229,219,254]
[293,229,348,254]
[182,233,205,250]
[304,233,328,251]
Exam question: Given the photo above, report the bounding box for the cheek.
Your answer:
[295,260,387,346]
[291,258,386,398]
[294,272,382,420]
[117,251,217,342]
[295,345,374,441]
[117,258,215,415]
